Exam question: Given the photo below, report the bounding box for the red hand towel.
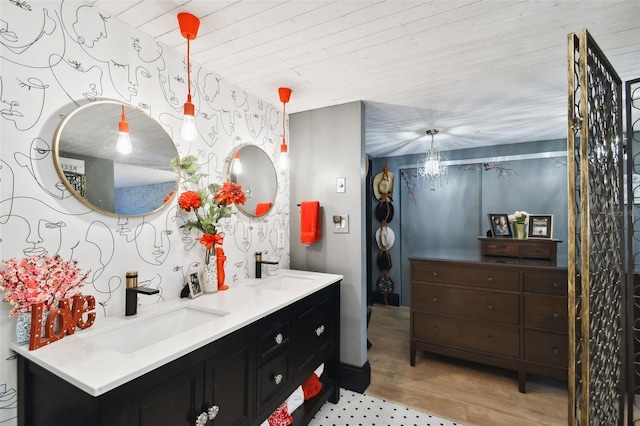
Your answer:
[302,373,322,400]
[255,202,272,216]
[268,402,292,426]
[300,201,321,245]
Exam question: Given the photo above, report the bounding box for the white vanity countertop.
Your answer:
[10,269,342,397]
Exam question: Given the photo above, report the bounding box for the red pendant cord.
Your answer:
[186,38,192,104]
[282,100,286,146]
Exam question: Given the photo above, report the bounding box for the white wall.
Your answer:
[0,2,289,424]
[289,102,367,369]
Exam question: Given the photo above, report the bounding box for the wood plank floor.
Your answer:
[364,304,568,426]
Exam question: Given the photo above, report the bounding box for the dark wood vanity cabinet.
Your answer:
[410,258,567,392]
[17,282,340,426]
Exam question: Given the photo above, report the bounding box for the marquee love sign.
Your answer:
[28,294,96,350]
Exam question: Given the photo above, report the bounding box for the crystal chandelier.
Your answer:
[417,129,448,191]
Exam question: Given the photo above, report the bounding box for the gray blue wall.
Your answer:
[371,139,568,305]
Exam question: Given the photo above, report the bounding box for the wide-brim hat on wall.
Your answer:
[374,200,394,223]
[375,225,395,250]
[373,165,394,201]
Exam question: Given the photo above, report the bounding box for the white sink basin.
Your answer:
[248,273,315,291]
[79,307,228,354]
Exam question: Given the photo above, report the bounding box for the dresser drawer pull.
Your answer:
[553,347,559,354]
[274,373,283,385]
[208,405,220,420]
[488,336,494,343]
[432,297,438,303]
[552,282,559,288]
[433,326,438,333]
[274,333,284,344]
[315,325,325,336]
[195,412,208,426]
[195,405,219,426]
[553,312,559,319]
[487,277,493,282]
[487,304,494,311]
[433,272,438,277]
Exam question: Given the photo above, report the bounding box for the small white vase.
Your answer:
[16,311,52,345]
[201,262,218,293]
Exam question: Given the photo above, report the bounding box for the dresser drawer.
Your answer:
[524,294,567,332]
[524,330,567,368]
[412,312,519,358]
[484,241,518,257]
[412,283,519,324]
[519,243,553,259]
[257,318,290,363]
[257,352,291,408]
[523,270,568,295]
[411,262,519,291]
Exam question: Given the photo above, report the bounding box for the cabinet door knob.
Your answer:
[488,336,494,343]
[487,304,494,311]
[487,277,493,282]
[433,272,438,277]
[208,405,220,420]
[552,282,559,288]
[553,312,559,319]
[433,326,438,333]
[195,412,209,426]
[315,325,325,336]
[274,333,284,344]
[553,347,559,354]
[432,297,438,303]
[274,373,283,385]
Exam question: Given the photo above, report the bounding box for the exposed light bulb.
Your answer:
[233,153,242,174]
[279,141,288,170]
[117,131,132,155]
[117,105,132,154]
[181,100,197,141]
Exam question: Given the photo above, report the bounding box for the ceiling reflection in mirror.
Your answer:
[53,101,178,217]
[228,145,277,217]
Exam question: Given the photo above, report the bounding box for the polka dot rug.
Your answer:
[308,388,463,426]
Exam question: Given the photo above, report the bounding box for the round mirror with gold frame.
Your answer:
[228,145,278,217]
[53,100,178,217]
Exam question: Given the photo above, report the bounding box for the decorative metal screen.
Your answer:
[567,29,624,425]
[626,77,640,425]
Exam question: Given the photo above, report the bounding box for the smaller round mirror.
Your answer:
[228,146,277,217]
[53,101,178,217]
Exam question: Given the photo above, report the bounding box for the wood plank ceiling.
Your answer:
[90,0,640,158]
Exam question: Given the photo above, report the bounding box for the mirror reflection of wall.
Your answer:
[53,101,178,216]
[229,145,277,217]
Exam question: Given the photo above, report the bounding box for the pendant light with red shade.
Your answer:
[117,104,132,154]
[278,87,292,169]
[177,12,200,141]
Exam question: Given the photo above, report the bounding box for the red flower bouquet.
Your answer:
[170,155,246,264]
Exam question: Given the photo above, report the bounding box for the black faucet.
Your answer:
[125,286,160,316]
[255,251,278,278]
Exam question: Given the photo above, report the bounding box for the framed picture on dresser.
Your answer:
[528,214,553,238]
[488,213,512,237]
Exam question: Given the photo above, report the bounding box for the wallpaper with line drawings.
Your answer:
[0,1,290,423]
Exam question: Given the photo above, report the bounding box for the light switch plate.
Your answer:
[336,177,346,193]
[333,214,349,234]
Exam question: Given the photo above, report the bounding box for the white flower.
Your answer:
[508,211,529,224]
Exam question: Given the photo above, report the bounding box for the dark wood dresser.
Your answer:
[410,249,567,392]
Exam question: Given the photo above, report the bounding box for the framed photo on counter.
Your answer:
[528,214,553,238]
[488,213,512,237]
[188,272,203,298]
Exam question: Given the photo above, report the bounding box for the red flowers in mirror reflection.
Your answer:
[170,155,246,255]
[0,255,90,316]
